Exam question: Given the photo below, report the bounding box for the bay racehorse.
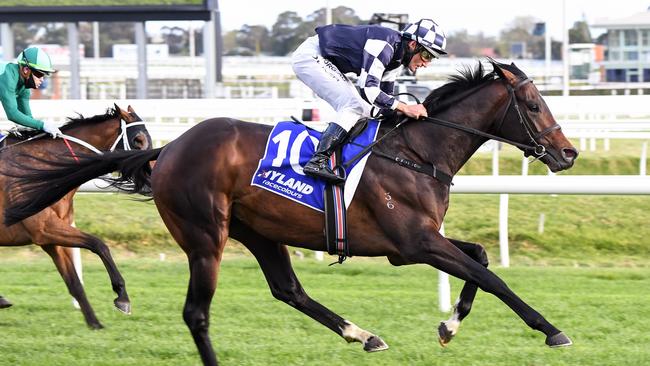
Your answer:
[0,105,151,329]
[3,61,577,364]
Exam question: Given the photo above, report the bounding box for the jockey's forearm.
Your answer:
[3,104,44,129]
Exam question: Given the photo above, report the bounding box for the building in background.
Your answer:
[593,7,650,82]
[569,43,604,82]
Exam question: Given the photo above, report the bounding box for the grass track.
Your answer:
[1,256,649,365]
[66,193,650,266]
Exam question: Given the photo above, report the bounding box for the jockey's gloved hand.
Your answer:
[379,108,398,120]
[42,120,62,139]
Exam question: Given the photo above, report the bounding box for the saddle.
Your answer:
[251,117,382,264]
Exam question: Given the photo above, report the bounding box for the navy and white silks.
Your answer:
[291,25,405,131]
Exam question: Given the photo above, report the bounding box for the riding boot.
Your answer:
[304,123,348,184]
[0,295,13,309]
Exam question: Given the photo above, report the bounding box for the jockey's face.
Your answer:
[22,66,45,89]
[407,41,433,73]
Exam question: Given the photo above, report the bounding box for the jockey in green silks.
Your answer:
[0,46,61,138]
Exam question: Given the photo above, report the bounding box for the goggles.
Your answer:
[30,68,47,78]
[419,48,436,62]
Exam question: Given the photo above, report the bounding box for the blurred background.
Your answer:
[2,1,650,101]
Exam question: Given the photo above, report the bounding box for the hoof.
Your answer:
[438,321,455,347]
[0,297,13,309]
[89,322,105,330]
[363,336,389,352]
[114,299,131,315]
[546,332,572,348]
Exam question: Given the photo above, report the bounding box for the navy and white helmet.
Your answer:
[401,18,447,57]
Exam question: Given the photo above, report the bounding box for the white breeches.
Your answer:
[291,35,372,131]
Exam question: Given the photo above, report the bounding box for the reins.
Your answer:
[418,78,555,158]
[60,133,103,155]
[341,77,558,184]
[0,132,48,152]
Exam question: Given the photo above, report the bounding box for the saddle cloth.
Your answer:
[251,120,381,212]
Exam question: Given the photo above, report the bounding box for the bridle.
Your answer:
[492,78,560,158]
[421,77,559,159]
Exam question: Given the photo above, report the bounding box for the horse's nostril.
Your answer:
[562,147,578,162]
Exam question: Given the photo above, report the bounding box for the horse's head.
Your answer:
[58,104,152,153]
[490,60,578,172]
[113,104,152,151]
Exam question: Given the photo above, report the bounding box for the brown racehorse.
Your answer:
[0,105,151,329]
[3,61,578,365]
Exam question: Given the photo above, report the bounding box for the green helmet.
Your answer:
[17,47,56,74]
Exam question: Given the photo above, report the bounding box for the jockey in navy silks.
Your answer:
[0,46,62,140]
[291,19,448,183]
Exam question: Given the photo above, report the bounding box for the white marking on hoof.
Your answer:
[340,320,388,352]
[341,320,374,344]
[441,319,460,337]
[442,307,461,336]
[438,305,462,346]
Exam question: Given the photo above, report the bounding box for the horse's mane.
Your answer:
[8,108,119,139]
[423,62,494,113]
[423,59,528,114]
[62,107,120,131]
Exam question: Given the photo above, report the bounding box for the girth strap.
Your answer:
[372,149,453,186]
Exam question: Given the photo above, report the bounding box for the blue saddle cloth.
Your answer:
[251,120,380,212]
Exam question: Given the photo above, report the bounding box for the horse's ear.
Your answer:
[114,103,122,114]
[127,105,135,113]
[491,61,519,86]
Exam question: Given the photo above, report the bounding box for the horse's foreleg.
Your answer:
[403,230,571,348]
[41,245,103,329]
[23,215,130,314]
[231,223,388,352]
[438,238,489,346]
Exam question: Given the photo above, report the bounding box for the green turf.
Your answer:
[0,257,648,365]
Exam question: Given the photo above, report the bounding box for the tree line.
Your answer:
[4,6,596,59]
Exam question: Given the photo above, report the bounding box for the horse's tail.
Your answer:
[3,148,162,226]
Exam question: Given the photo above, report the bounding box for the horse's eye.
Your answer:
[528,103,540,113]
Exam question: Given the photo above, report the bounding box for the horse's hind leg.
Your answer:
[184,246,222,366]
[155,207,228,366]
[41,245,103,329]
[230,221,388,352]
[438,238,489,346]
[23,214,131,314]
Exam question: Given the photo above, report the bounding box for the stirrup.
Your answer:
[304,161,344,183]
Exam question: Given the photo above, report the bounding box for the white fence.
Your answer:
[0,96,649,149]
